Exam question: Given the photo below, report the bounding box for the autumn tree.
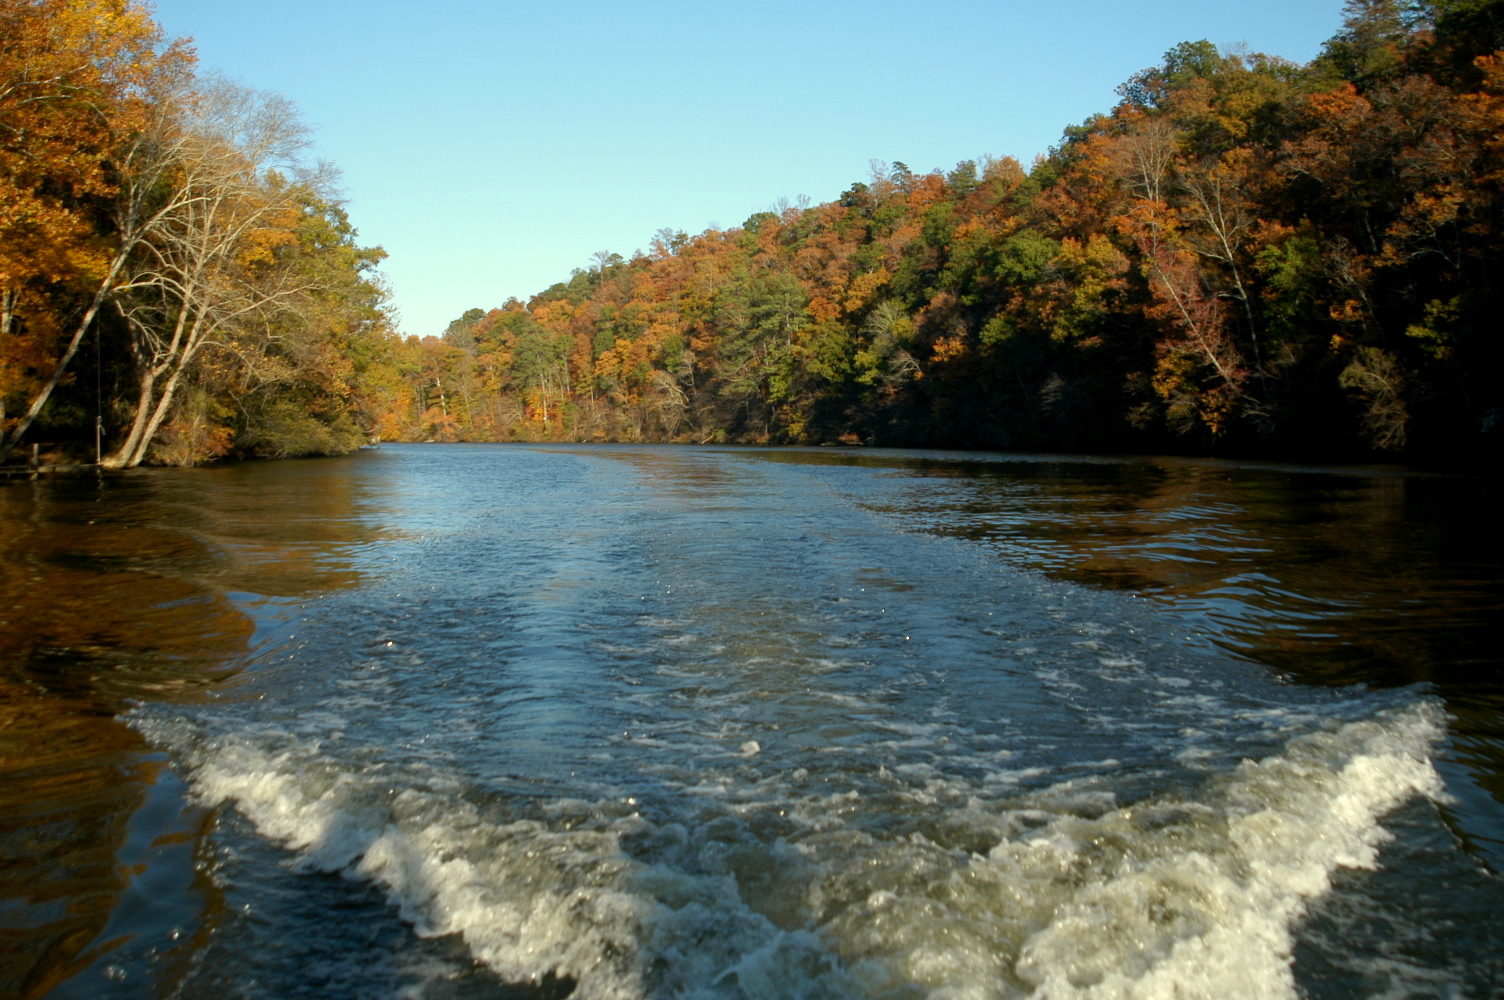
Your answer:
[0,0,189,462]
[102,77,324,468]
[368,7,1500,463]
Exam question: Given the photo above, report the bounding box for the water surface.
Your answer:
[1,445,1499,999]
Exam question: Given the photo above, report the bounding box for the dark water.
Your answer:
[0,445,1499,1000]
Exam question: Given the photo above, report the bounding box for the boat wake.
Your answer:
[133,699,1447,1000]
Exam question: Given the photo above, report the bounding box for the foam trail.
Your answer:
[1016,706,1447,1000]
[136,700,1447,1000]
[135,718,864,1000]
[821,701,1449,1000]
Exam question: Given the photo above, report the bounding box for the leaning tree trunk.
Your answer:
[0,256,128,464]
[123,354,193,466]
[102,327,203,469]
[102,300,210,469]
[100,366,159,468]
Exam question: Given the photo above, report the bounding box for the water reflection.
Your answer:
[0,457,390,998]
[4,445,1501,998]
[745,449,1504,865]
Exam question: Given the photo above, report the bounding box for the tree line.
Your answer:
[6,1,1502,467]
[387,0,1503,464]
[1,0,392,467]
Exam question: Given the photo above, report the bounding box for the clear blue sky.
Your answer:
[149,0,1348,338]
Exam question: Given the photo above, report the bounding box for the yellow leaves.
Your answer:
[1330,300,1366,325]
[930,335,968,365]
[1059,233,1129,278]
[531,298,577,331]
[1404,297,1462,360]
[1337,346,1409,450]
[1476,52,1504,94]
[0,189,108,285]
[593,332,658,395]
[1152,346,1235,437]
[952,218,987,242]
[843,269,889,314]
[377,410,405,441]
[238,223,299,268]
[593,346,623,389]
[1463,55,1504,185]
[0,286,64,407]
[1379,183,1466,267]
[1044,234,1129,343]
[807,296,842,323]
[1,0,188,403]
[618,334,656,378]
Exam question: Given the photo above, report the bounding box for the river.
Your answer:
[1,444,1500,999]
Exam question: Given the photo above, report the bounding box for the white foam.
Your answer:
[821,701,1449,1000]
[139,716,863,1000]
[136,700,1448,1000]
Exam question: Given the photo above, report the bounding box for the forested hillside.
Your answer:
[386,0,1504,463]
[1,0,394,467]
[5,1,1502,467]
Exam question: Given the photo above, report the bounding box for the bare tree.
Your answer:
[1339,346,1409,449]
[1111,116,1179,205]
[647,368,688,437]
[859,300,920,391]
[1178,151,1265,372]
[103,77,321,468]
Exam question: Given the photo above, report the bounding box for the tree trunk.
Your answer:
[102,308,205,469]
[0,258,125,464]
[124,355,193,466]
[102,366,159,468]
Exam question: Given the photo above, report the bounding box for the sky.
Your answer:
[149,0,1350,338]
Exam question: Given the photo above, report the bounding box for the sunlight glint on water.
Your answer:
[6,445,1500,1000]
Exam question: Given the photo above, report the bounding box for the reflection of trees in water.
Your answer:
[0,462,385,997]
[0,696,202,998]
[933,462,1495,690]
[831,454,1488,683]
[805,450,1503,858]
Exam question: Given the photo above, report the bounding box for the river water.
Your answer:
[1,444,1500,1000]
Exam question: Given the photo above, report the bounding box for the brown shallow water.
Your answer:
[0,461,382,997]
[0,446,1500,1000]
